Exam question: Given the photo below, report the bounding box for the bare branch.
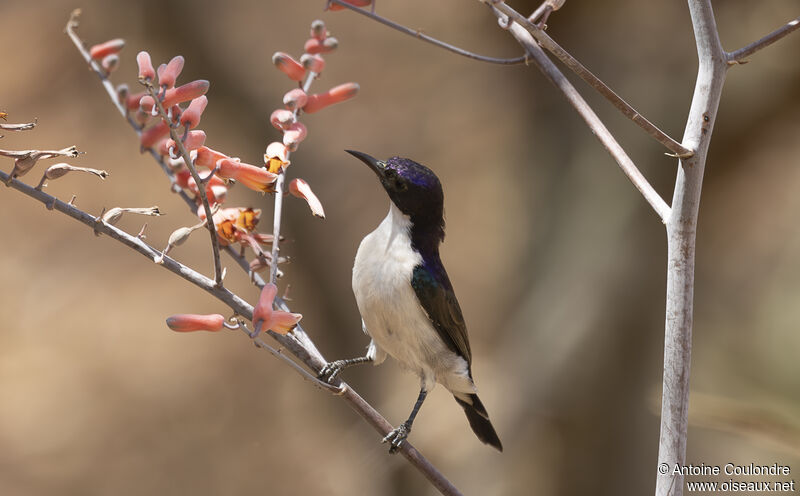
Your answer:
[727,16,800,64]
[0,120,37,131]
[327,0,526,65]
[656,2,727,496]
[487,7,671,222]
[486,1,694,159]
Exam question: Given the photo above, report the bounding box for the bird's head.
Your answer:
[347,150,444,229]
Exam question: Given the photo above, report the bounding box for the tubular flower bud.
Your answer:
[310,20,327,41]
[180,96,208,130]
[158,55,185,89]
[125,91,147,111]
[304,37,338,55]
[140,80,210,113]
[282,89,308,111]
[252,283,302,335]
[327,0,372,11]
[89,38,125,60]
[216,158,279,193]
[303,82,360,113]
[270,109,296,131]
[264,142,290,173]
[282,122,307,151]
[140,121,170,149]
[300,53,325,73]
[160,130,207,156]
[194,146,230,168]
[166,314,226,332]
[289,178,325,218]
[272,52,305,81]
[102,54,120,73]
[137,51,156,81]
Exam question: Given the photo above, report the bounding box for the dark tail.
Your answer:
[454,394,503,452]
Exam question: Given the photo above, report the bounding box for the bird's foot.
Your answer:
[318,359,348,383]
[382,422,411,454]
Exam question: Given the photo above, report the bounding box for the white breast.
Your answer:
[352,203,474,395]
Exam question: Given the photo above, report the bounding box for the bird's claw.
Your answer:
[318,360,347,383]
[382,422,410,454]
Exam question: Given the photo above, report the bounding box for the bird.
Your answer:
[319,150,502,453]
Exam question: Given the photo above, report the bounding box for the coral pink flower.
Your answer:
[283,88,308,111]
[217,158,279,193]
[136,51,156,81]
[303,83,359,113]
[125,91,147,111]
[194,146,230,168]
[264,142,290,173]
[289,178,325,218]
[272,52,305,81]
[304,37,338,55]
[139,80,210,113]
[158,55,184,89]
[90,38,125,60]
[159,130,207,156]
[283,122,307,151]
[300,53,325,73]
[252,283,302,335]
[166,313,225,332]
[180,96,208,130]
[140,121,170,149]
[270,109,296,131]
[328,0,372,11]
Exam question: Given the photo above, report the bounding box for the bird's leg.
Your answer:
[383,389,428,454]
[318,355,372,383]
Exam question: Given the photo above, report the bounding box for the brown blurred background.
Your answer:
[1,0,799,494]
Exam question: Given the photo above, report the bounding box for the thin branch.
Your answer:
[143,81,225,286]
[0,166,462,496]
[327,0,526,65]
[727,16,800,63]
[486,1,694,159]
[0,120,37,131]
[488,7,671,222]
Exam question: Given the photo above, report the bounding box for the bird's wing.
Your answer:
[411,264,472,364]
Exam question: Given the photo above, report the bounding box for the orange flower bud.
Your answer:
[310,20,328,41]
[194,146,230,168]
[159,130,207,156]
[140,121,170,149]
[283,89,308,111]
[125,91,147,111]
[137,51,156,81]
[300,53,325,73]
[180,96,208,130]
[158,55,184,89]
[140,80,210,113]
[166,313,226,332]
[217,158,279,193]
[304,37,338,55]
[328,0,372,11]
[303,82,360,113]
[89,38,125,60]
[289,178,325,218]
[282,122,307,151]
[101,54,120,73]
[252,283,302,335]
[270,109,296,131]
[272,52,305,81]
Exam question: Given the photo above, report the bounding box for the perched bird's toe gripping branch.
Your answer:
[318,355,373,383]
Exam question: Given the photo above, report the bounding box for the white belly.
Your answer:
[352,204,474,395]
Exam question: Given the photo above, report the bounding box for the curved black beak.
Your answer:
[346,149,384,178]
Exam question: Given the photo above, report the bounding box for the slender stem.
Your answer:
[144,82,224,286]
[327,0,525,65]
[0,166,461,496]
[489,8,671,222]
[656,2,727,496]
[487,1,694,159]
[268,72,315,284]
[727,16,800,63]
